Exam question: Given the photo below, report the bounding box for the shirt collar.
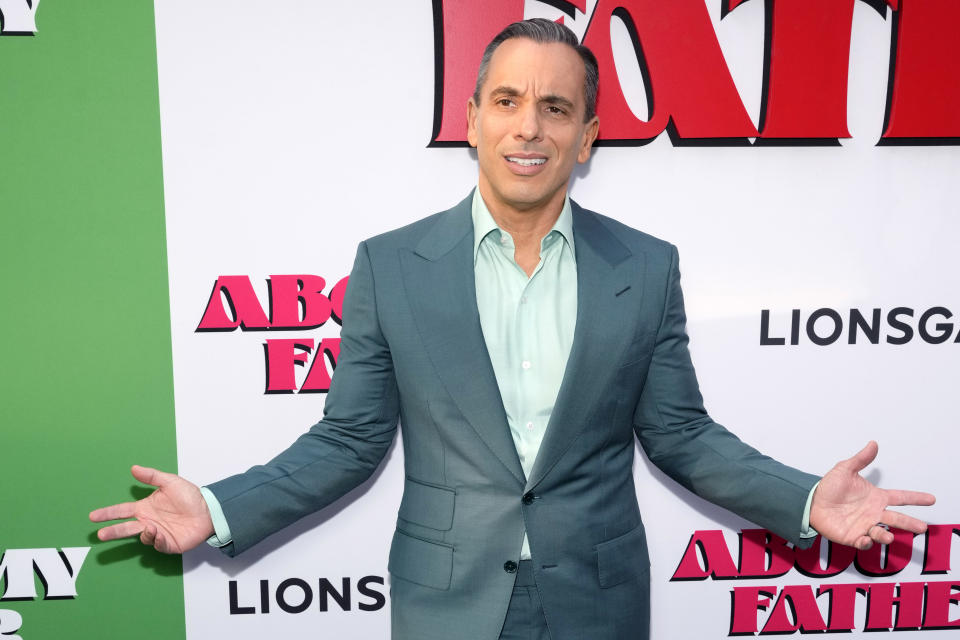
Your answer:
[471,187,575,263]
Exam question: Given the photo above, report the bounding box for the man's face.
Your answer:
[467,38,599,216]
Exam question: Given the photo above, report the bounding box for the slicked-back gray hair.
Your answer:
[472,18,600,122]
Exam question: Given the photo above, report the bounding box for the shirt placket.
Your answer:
[507,234,554,475]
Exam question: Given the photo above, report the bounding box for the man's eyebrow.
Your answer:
[541,94,575,110]
[488,85,522,98]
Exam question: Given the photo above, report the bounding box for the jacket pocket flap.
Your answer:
[596,521,651,588]
[388,530,453,590]
[398,476,455,531]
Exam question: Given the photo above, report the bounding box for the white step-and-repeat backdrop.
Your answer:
[155,1,959,637]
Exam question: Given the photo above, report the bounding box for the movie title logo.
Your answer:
[431,0,960,145]
[0,546,91,639]
[228,575,386,616]
[671,526,960,633]
[196,275,349,394]
[760,306,960,346]
[0,0,40,36]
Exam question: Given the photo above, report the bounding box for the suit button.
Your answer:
[522,492,535,505]
[504,561,518,573]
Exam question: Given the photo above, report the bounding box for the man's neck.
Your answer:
[476,181,568,277]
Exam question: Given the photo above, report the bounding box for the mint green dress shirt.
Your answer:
[471,189,577,559]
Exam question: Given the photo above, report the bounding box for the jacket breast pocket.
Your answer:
[388,529,453,590]
[595,521,651,588]
[398,476,455,531]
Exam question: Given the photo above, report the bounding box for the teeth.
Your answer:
[507,157,546,166]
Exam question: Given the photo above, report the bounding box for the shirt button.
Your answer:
[504,561,518,573]
[521,360,531,370]
[526,421,534,430]
[520,296,528,304]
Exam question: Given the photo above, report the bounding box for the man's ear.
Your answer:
[466,98,479,148]
[577,115,600,163]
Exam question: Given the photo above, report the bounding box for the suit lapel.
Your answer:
[399,194,526,486]
[526,203,644,491]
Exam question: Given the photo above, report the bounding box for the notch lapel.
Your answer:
[399,195,526,486]
[526,204,645,491]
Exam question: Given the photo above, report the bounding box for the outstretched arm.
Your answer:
[635,245,821,545]
[810,441,936,550]
[89,465,214,554]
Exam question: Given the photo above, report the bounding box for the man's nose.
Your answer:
[515,104,542,141]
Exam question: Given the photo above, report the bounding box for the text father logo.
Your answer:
[431,0,960,145]
[196,274,349,394]
[0,0,39,36]
[671,526,960,633]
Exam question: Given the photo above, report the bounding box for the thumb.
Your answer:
[131,465,178,488]
[843,441,878,474]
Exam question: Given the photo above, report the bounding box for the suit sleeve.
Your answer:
[206,241,400,556]
[633,244,819,548]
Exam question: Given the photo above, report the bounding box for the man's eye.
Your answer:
[497,98,515,107]
[547,106,566,115]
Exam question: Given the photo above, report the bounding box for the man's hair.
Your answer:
[472,18,600,122]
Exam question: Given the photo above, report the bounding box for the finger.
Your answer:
[90,502,137,522]
[154,529,172,554]
[870,525,895,546]
[884,490,936,507]
[843,440,879,473]
[853,535,874,550]
[140,522,157,546]
[130,464,177,487]
[131,464,178,488]
[880,510,929,534]
[97,520,145,541]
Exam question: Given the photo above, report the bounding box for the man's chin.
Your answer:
[493,184,565,213]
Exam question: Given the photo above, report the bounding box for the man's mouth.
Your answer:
[506,156,546,167]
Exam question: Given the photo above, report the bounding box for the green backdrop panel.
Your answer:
[0,2,184,638]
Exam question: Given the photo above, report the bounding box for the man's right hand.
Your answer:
[89,465,215,554]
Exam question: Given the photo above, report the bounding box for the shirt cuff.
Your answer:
[800,480,820,539]
[200,486,234,548]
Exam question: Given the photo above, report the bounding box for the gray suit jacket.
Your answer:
[208,193,819,639]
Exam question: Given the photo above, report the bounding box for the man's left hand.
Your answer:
[810,441,935,550]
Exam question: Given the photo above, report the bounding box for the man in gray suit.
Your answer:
[91,19,934,640]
